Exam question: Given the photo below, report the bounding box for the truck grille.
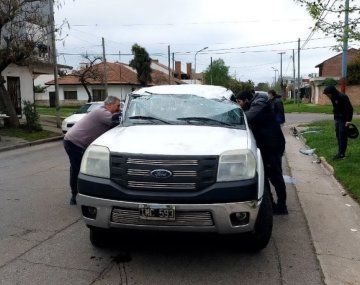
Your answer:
[110,154,218,191]
[111,207,214,227]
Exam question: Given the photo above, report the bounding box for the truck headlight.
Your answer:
[80,145,110,178]
[217,150,256,182]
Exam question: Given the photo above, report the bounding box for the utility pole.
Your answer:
[292,49,296,102]
[194,47,208,84]
[297,38,301,104]
[341,0,350,93]
[172,52,175,78]
[168,45,171,84]
[49,0,61,128]
[210,57,213,85]
[119,51,123,100]
[102,37,108,97]
[271,67,278,87]
[279,52,285,92]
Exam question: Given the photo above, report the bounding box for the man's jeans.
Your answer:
[335,120,347,156]
[63,140,85,195]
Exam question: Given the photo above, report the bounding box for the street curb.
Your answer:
[291,125,351,198]
[292,125,335,175]
[0,135,64,153]
[319,156,334,174]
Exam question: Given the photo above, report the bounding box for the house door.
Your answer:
[7,77,22,115]
[49,92,56,107]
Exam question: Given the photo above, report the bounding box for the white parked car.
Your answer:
[61,102,103,134]
[78,85,272,251]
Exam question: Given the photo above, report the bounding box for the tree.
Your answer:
[203,58,230,87]
[295,0,360,43]
[272,79,282,93]
[0,0,52,127]
[347,55,360,85]
[129,44,152,87]
[227,78,254,95]
[73,55,103,102]
[256,82,270,92]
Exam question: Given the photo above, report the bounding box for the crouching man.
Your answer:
[236,91,288,215]
[63,96,121,205]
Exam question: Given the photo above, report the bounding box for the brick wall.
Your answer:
[317,84,360,106]
[319,49,359,77]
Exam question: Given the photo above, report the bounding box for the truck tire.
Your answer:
[247,189,273,251]
[89,227,109,248]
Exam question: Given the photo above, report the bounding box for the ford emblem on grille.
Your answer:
[151,169,173,179]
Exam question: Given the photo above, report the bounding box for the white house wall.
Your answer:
[57,84,133,104]
[34,74,54,100]
[2,64,34,104]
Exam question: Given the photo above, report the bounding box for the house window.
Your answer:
[64,91,77,100]
[93,89,106,101]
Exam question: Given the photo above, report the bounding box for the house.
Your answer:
[310,49,360,106]
[43,61,184,106]
[315,48,359,77]
[0,0,71,115]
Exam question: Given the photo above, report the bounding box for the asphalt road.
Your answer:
[0,135,325,285]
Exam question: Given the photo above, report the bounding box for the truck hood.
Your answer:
[93,125,249,156]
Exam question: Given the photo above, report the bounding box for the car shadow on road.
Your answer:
[98,229,264,261]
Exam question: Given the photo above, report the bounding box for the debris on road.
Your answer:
[299,148,316,156]
[283,175,297,185]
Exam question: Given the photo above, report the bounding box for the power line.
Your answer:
[301,0,337,49]
[57,44,338,58]
[70,18,308,28]
[284,56,292,77]
[70,25,332,54]
[174,37,332,55]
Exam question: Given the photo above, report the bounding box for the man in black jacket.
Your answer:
[268,90,285,125]
[323,86,353,160]
[237,91,288,215]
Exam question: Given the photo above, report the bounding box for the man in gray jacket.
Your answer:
[63,96,121,205]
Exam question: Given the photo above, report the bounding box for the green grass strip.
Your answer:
[302,119,360,202]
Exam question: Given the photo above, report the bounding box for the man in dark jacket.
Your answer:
[268,90,285,125]
[323,86,353,160]
[237,91,287,215]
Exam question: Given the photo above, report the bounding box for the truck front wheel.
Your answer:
[247,189,273,251]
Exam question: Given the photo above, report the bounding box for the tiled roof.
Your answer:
[46,62,184,85]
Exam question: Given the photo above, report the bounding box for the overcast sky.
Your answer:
[54,0,355,84]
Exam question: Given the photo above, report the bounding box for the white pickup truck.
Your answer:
[78,84,272,251]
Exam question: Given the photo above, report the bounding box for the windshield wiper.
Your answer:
[177,117,233,127]
[128,115,171,124]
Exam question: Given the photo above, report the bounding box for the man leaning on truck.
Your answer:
[63,96,121,205]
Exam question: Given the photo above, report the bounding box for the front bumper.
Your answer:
[78,194,261,234]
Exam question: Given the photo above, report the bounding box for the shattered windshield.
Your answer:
[123,93,245,129]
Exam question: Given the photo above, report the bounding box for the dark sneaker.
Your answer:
[70,194,77,205]
[332,154,345,161]
[273,204,288,215]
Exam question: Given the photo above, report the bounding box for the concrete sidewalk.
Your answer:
[284,125,360,285]
[0,117,63,152]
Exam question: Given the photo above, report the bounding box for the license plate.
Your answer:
[139,204,176,221]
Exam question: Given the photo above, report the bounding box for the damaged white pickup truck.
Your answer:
[78,84,272,251]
